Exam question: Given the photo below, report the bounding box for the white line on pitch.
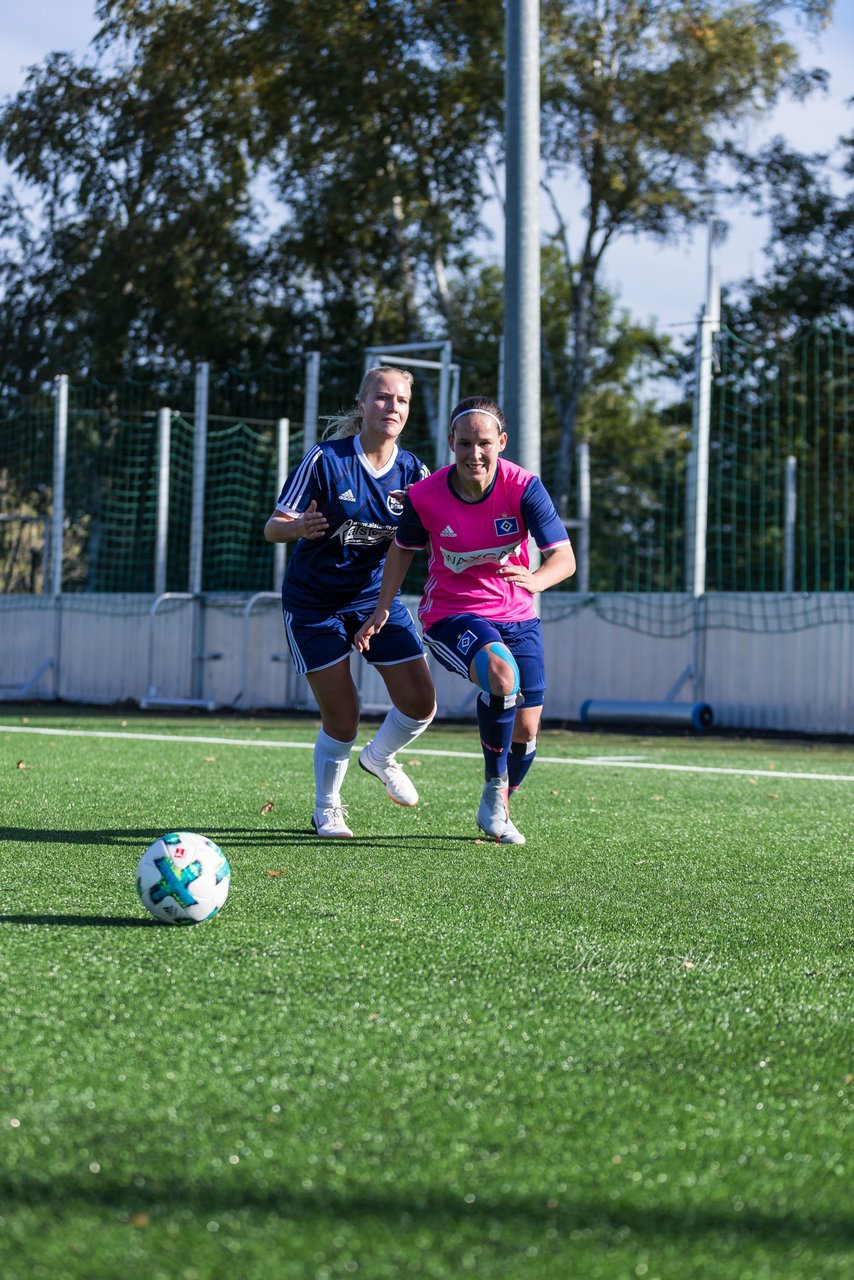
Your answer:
[2,723,853,783]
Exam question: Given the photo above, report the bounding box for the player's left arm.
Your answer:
[497,477,576,594]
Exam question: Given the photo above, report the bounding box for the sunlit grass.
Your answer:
[1,709,852,1279]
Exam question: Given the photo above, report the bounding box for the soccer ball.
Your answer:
[136,832,230,925]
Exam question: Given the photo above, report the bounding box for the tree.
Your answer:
[0,0,834,425]
[0,27,274,387]
[87,0,506,351]
[730,123,854,333]
[535,0,833,515]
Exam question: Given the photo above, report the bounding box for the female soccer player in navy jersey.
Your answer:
[264,366,436,838]
[356,395,575,845]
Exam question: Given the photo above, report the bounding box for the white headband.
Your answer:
[449,407,505,432]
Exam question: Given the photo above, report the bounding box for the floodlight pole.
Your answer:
[504,0,541,478]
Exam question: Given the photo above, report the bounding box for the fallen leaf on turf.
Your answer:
[845,1074,852,1085]
[767,793,779,799]
[204,755,216,763]
[15,760,30,770]
[409,759,422,767]
[681,960,696,970]
[129,1213,150,1228]
[265,870,284,878]
[550,789,559,796]
[747,777,758,785]
[651,794,663,801]
[260,800,274,815]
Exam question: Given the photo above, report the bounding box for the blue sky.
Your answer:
[1,2,852,334]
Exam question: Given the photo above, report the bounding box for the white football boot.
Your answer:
[358,742,419,807]
[311,805,354,838]
[476,774,526,845]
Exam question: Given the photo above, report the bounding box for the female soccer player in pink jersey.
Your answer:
[356,396,575,844]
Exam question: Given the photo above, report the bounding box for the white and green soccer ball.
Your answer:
[136,832,230,925]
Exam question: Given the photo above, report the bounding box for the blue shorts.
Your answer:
[423,614,546,707]
[283,599,423,675]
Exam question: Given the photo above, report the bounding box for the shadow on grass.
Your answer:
[0,827,480,850]
[0,1172,851,1249]
[0,914,156,927]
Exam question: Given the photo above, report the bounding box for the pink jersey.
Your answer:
[396,459,570,630]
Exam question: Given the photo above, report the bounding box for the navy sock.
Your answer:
[508,739,537,793]
[475,696,516,778]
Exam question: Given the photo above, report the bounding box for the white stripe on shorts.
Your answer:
[282,609,307,674]
[423,633,470,679]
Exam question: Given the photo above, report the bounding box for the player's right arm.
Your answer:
[265,445,329,543]
[354,543,416,651]
[264,499,328,543]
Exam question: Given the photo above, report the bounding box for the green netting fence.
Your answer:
[0,388,54,593]
[1,326,851,629]
[708,322,851,595]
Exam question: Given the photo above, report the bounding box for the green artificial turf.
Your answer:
[1,708,852,1279]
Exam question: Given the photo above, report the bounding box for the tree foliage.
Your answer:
[535,0,833,513]
[0,28,271,384]
[0,0,836,445]
[728,121,854,334]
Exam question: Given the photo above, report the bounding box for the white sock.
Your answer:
[369,706,435,763]
[314,729,356,806]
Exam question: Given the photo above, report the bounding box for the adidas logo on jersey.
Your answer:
[440,525,457,537]
[338,489,356,502]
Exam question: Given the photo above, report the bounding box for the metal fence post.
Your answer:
[51,375,68,597]
[303,351,321,450]
[189,363,209,596]
[155,407,171,596]
[576,440,590,593]
[49,374,69,699]
[274,417,290,591]
[189,362,210,702]
[784,455,797,592]
[435,339,452,469]
[688,224,720,598]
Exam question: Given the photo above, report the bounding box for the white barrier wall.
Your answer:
[1,593,852,735]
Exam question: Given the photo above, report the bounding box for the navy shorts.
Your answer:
[423,614,546,707]
[283,598,423,675]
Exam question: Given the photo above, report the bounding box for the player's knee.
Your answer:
[473,642,520,703]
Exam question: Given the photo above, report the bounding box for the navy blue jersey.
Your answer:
[276,435,430,610]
